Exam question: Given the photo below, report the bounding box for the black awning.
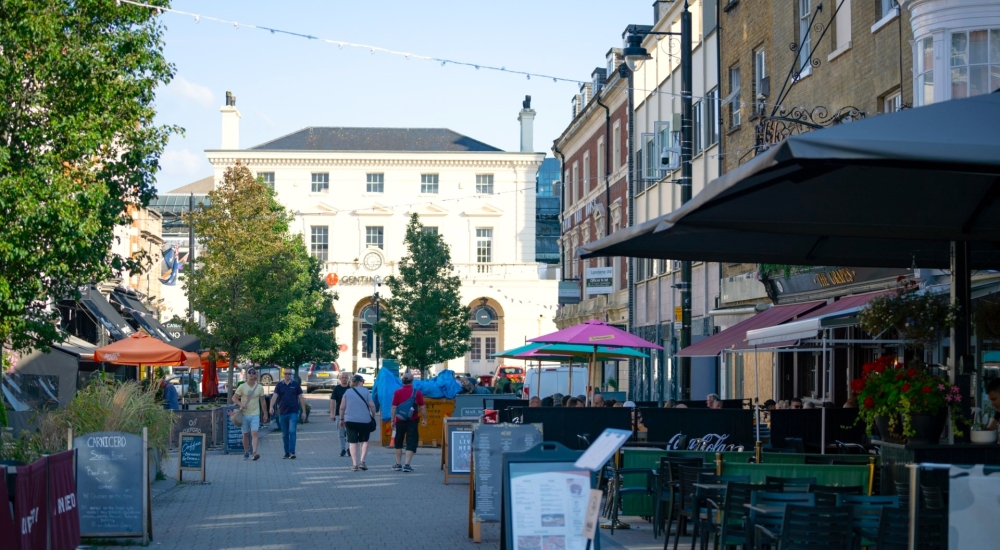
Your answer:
[171,333,201,352]
[111,291,173,341]
[78,286,134,341]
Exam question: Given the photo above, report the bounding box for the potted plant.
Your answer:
[850,356,904,440]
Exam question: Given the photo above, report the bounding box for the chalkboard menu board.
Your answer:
[473,423,542,523]
[178,432,206,482]
[223,405,244,454]
[73,431,145,537]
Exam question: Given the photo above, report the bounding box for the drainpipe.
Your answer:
[620,61,637,400]
[595,92,612,268]
[553,142,566,280]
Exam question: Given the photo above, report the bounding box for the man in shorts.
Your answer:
[233,367,267,460]
[329,371,351,457]
[390,371,426,472]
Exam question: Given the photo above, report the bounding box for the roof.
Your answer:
[676,301,825,357]
[163,175,214,195]
[249,127,503,152]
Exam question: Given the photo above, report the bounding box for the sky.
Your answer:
[151,0,652,192]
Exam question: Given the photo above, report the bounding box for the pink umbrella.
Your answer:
[529,320,663,398]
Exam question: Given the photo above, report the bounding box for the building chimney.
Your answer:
[518,95,536,152]
[220,91,241,149]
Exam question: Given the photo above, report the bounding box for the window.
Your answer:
[476,228,493,265]
[422,226,439,236]
[950,29,1000,100]
[470,337,482,361]
[754,48,767,114]
[642,133,656,184]
[476,174,494,194]
[878,0,897,20]
[883,91,902,113]
[583,152,591,193]
[729,66,742,127]
[917,36,935,106]
[571,162,579,204]
[484,337,497,358]
[311,173,329,193]
[597,138,606,185]
[832,0,852,52]
[365,226,384,249]
[258,172,275,188]
[310,226,328,261]
[366,173,384,193]
[692,101,703,154]
[612,121,622,171]
[706,88,719,146]
[420,174,439,194]
[799,0,812,74]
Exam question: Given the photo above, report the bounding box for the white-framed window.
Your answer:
[729,66,742,127]
[692,101,703,154]
[917,36,935,106]
[878,0,897,20]
[365,226,383,249]
[754,48,767,114]
[311,173,329,193]
[597,137,606,185]
[475,174,494,194]
[366,173,384,193]
[422,226,438,236]
[310,226,328,262]
[470,337,482,361]
[571,162,579,205]
[706,88,720,146]
[799,0,812,75]
[583,151,591,193]
[612,121,622,171]
[883,90,902,113]
[950,29,1000,100]
[476,228,493,265]
[484,337,497,358]
[420,174,439,194]
[258,172,275,188]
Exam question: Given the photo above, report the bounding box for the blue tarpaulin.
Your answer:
[412,369,463,400]
[372,367,463,418]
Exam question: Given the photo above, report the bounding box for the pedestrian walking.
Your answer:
[233,367,267,460]
[269,368,305,459]
[329,371,351,457]
[390,371,426,472]
[339,374,376,471]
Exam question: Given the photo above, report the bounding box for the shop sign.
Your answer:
[584,267,613,295]
[558,281,580,305]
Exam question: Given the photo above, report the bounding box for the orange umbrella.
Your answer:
[94,331,193,366]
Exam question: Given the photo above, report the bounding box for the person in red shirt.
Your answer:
[390,372,427,472]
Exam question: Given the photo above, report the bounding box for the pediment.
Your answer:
[354,203,394,216]
[462,203,505,217]
[316,201,340,213]
[409,203,449,217]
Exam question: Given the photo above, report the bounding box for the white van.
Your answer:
[522,366,589,400]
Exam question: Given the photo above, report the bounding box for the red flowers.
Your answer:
[850,379,865,394]
[863,396,875,409]
[921,386,933,394]
[902,383,912,393]
[906,368,917,377]
[874,364,886,374]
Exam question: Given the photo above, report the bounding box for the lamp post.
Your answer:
[621,2,692,401]
[372,275,382,375]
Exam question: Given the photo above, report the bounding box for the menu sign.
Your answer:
[73,431,144,537]
[473,423,542,523]
[509,462,591,550]
[223,405,244,454]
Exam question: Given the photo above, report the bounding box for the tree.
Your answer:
[376,214,471,376]
[186,163,313,401]
[0,0,177,351]
[263,251,340,375]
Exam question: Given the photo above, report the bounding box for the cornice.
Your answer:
[205,155,543,170]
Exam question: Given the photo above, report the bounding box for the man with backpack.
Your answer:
[390,371,426,472]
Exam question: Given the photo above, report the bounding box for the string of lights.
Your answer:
[118,0,795,112]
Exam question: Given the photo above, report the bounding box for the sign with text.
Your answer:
[48,450,81,550]
[73,431,145,537]
[584,267,613,295]
[558,281,581,305]
[223,405,244,454]
[178,433,207,483]
[15,458,47,550]
[473,423,543,523]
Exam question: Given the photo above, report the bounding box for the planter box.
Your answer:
[171,408,220,449]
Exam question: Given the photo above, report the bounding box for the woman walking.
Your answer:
[339,374,376,471]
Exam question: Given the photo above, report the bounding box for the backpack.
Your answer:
[394,386,419,421]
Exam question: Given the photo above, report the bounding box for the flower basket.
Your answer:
[858,277,957,349]
[974,296,1000,340]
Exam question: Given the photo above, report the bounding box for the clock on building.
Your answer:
[362,251,383,271]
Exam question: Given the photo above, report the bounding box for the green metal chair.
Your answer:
[837,493,900,549]
[756,504,853,550]
[764,476,817,493]
[671,465,716,550]
[653,456,704,539]
[807,484,864,507]
[748,491,816,550]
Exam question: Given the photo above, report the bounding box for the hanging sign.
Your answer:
[585,267,613,295]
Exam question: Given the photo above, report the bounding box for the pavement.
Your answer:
[147,393,688,550]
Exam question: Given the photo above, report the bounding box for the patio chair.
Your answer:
[920,485,945,510]
[874,505,909,550]
[764,476,817,493]
[654,456,704,539]
[893,479,910,502]
[697,472,751,484]
[756,504,853,550]
[747,491,816,550]
[701,481,781,550]
[671,465,716,550]
[807,484,863,506]
[837,494,900,549]
[610,465,656,534]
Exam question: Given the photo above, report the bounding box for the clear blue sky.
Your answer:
[152,0,651,192]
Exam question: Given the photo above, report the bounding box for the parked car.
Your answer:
[356,366,376,388]
[166,373,201,398]
[303,362,341,393]
[217,368,245,395]
[250,365,286,385]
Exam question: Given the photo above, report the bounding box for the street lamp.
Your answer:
[372,275,382,374]
[621,2,693,401]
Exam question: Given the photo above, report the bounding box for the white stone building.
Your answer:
[202,95,558,375]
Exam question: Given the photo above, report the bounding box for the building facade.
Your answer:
[628,0,722,401]
[535,157,562,266]
[203,96,557,376]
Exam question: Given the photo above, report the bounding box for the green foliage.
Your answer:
[186,162,324,401]
[264,253,339,370]
[376,214,471,375]
[757,264,815,279]
[0,0,178,352]
[858,278,957,349]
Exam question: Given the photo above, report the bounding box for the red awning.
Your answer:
[676,301,825,357]
[745,289,895,348]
